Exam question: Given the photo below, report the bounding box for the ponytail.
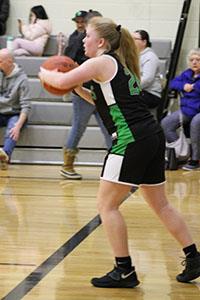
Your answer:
[116,27,140,80]
[88,17,140,80]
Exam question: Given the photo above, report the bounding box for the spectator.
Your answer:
[85,9,103,23]
[12,5,52,56]
[0,48,31,170]
[61,10,112,180]
[63,10,87,65]
[161,48,200,171]
[132,30,162,111]
[0,0,9,36]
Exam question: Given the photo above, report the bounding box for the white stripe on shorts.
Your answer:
[101,153,123,182]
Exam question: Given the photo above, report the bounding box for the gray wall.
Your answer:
[7,0,200,72]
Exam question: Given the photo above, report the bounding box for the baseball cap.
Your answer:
[72,10,87,21]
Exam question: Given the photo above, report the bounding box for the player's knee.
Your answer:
[97,198,118,216]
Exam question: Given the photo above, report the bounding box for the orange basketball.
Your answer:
[41,55,77,96]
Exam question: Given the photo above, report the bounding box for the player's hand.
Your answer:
[39,67,58,82]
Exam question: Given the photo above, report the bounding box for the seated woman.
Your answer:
[161,48,200,170]
[12,5,52,56]
[132,30,162,113]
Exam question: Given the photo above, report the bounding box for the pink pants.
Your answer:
[12,38,44,56]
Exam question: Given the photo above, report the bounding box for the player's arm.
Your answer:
[73,86,95,105]
[39,56,115,101]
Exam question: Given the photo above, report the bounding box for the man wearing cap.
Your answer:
[63,10,87,65]
[61,10,112,180]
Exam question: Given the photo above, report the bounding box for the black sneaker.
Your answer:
[176,253,200,282]
[91,266,140,288]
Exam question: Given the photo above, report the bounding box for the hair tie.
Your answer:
[116,24,121,32]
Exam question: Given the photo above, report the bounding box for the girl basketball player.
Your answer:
[39,17,200,288]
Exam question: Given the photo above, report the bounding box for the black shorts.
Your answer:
[101,131,166,186]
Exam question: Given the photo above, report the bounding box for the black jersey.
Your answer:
[90,54,162,155]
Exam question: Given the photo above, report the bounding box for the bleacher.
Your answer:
[0,35,172,165]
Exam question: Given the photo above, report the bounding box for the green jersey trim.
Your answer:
[110,104,135,155]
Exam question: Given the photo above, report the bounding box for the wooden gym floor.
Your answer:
[0,164,200,300]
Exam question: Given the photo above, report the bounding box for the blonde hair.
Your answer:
[187,48,200,64]
[88,17,140,79]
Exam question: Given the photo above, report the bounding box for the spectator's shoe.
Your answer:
[0,149,9,170]
[60,168,82,179]
[91,266,140,288]
[182,160,200,171]
[176,252,200,283]
[60,148,82,179]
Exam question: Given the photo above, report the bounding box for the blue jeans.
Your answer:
[161,109,200,160]
[66,94,112,149]
[0,114,20,159]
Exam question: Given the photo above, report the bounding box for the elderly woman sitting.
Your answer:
[161,48,200,170]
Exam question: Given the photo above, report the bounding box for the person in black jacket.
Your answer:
[0,0,9,36]
[60,10,112,180]
[63,10,87,65]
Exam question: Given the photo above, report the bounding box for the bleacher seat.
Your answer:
[43,35,58,56]
[151,39,172,78]
[0,34,58,55]
[28,78,62,100]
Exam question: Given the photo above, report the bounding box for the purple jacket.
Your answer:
[170,68,200,117]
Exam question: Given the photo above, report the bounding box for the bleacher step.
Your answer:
[29,78,66,100]
[11,148,106,166]
[0,125,107,148]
